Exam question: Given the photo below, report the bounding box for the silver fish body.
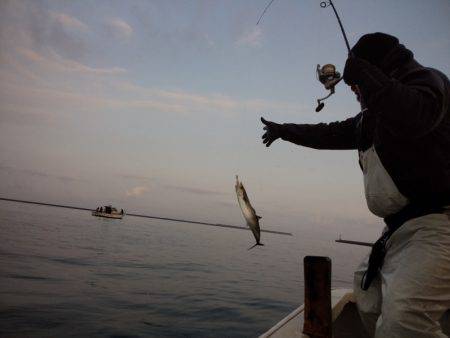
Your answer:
[235,175,263,247]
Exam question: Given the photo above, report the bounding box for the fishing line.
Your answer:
[256,0,277,25]
[256,0,351,54]
[255,0,353,112]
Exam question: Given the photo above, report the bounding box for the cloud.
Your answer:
[203,33,215,47]
[105,18,133,39]
[49,11,89,32]
[0,164,82,182]
[119,174,153,181]
[0,75,305,128]
[0,2,301,128]
[50,52,127,75]
[236,26,263,47]
[17,47,126,76]
[126,186,148,197]
[0,2,126,84]
[164,184,228,196]
[0,104,56,126]
[113,81,304,116]
[1,2,88,61]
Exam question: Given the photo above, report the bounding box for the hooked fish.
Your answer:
[235,175,264,249]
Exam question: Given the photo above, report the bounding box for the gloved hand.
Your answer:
[261,117,284,147]
[343,56,392,100]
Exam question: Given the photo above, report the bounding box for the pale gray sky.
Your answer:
[1,0,449,239]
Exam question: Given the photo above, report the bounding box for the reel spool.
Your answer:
[315,63,343,112]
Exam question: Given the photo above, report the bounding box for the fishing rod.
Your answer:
[256,0,352,112]
[0,197,293,236]
[320,0,351,54]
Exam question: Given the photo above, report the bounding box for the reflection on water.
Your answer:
[0,201,370,337]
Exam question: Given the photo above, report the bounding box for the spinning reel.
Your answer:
[314,0,352,112]
[315,63,343,112]
[257,0,352,113]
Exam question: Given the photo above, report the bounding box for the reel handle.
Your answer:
[315,102,325,112]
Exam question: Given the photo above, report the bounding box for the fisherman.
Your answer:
[260,33,450,337]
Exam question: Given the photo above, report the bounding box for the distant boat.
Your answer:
[92,205,124,219]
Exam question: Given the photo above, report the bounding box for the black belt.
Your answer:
[361,202,446,291]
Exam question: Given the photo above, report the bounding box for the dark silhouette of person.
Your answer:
[261,33,450,337]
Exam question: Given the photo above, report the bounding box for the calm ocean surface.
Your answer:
[0,201,371,337]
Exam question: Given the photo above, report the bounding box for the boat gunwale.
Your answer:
[259,288,355,338]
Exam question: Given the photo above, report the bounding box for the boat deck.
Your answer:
[260,288,450,338]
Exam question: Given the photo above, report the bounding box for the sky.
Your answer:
[1,0,449,239]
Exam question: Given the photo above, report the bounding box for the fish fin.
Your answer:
[247,242,264,250]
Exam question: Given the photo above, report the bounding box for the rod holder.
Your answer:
[303,256,332,338]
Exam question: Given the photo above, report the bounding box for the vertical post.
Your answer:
[303,256,332,338]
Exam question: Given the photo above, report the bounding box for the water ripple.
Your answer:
[0,202,360,337]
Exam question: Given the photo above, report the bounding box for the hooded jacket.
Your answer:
[279,44,450,208]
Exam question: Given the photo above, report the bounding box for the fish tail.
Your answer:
[247,242,264,250]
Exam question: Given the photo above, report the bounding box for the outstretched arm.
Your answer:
[261,115,360,150]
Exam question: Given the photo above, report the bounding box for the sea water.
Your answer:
[0,201,371,337]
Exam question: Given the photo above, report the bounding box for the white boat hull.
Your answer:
[259,289,362,338]
[92,211,123,219]
[260,288,450,337]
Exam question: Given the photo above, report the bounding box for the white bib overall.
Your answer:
[354,145,450,337]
